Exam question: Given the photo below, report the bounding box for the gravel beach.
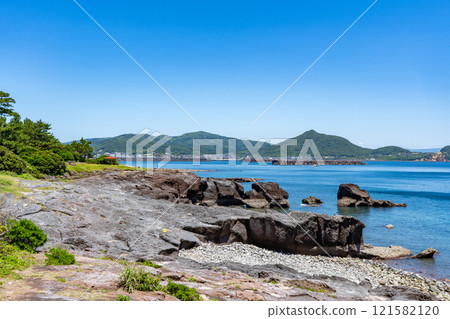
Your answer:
[180,242,450,300]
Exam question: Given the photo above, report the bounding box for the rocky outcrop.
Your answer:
[302,196,324,205]
[184,211,365,257]
[338,184,407,207]
[243,182,290,209]
[412,248,439,259]
[192,178,245,207]
[1,171,410,261]
[104,171,289,208]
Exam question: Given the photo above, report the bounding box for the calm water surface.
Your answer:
[122,160,450,280]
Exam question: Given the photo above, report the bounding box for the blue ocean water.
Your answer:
[122,160,450,280]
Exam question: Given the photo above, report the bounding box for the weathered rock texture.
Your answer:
[412,248,439,259]
[0,171,407,261]
[243,182,290,209]
[99,171,289,209]
[338,184,407,207]
[302,196,324,205]
[183,211,365,257]
[0,252,443,301]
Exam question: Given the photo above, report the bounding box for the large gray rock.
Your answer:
[338,184,406,207]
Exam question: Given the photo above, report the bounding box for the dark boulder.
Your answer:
[243,182,290,209]
[185,211,364,257]
[302,196,324,205]
[195,178,245,207]
[338,184,406,207]
[412,247,439,259]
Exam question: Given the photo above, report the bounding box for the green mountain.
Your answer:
[79,129,422,159]
[84,131,271,156]
[259,130,372,157]
[370,146,411,156]
[441,145,450,160]
[87,134,141,154]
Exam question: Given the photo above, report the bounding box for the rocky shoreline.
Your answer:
[180,243,449,300]
[0,169,448,301]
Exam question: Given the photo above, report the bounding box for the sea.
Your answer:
[121,160,450,280]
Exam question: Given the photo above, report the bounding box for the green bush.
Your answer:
[118,267,163,293]
[45,246,75,265]
[96,155,119,165]
[117,295,131,301]
[20,148,66,176]
[166,281,202,301]
[5,219,47,252]
[117,267,202,301]
[0,242,35,278]
[0,146,28,175]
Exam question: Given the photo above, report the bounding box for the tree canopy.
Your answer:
[0,90,92,176]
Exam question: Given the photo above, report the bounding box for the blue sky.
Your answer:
[1,0,449,148]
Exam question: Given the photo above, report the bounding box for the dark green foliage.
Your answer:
[4,219,47,252]
[0,91,93,176]
[70,138,93,161]
[0,91,18,118]
[118,267,163,293]
[117,295,131,301]
[0,146,29,175]
[45,246,76,265]
[20,148,66,176]
[166,281,202,301]
[96,155,119,165]
[54,145,75,161]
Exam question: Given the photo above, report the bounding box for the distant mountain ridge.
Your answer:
[77,130,433,160]
[441,146,450,160]
[85,131,271,156]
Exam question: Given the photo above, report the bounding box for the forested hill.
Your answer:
[82,130,421,159]
[85,131,272,156]
[441,146,450,160]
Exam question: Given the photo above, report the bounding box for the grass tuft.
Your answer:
[66,163,137,173]
[0,242,35,278]
[45,246,76,266]
[0,173,31,197]
[117,295,131,301]
[118,267,163,293]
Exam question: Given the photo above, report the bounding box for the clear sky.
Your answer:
[1,0,449,149]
